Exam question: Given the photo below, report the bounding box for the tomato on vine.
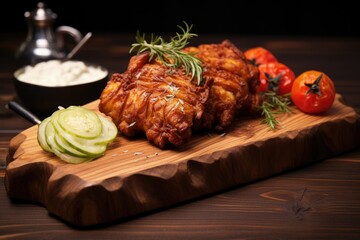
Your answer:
[291,70,336,114]
[257,62,296,95]
[244,47,278,66]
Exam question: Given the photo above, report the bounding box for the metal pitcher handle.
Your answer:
[55,26,83,54]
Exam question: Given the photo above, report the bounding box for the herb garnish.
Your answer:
[258,92,292,129]
[129,22,203,85]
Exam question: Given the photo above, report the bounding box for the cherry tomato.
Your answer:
[257,62,296,95]
[291,70,336,114]
[244,47,278,66]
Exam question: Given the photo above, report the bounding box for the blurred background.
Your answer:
[1,0,359,36]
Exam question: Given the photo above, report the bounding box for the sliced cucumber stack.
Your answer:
[37,106,118,164]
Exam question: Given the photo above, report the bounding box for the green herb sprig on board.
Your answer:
[258,92,292,129]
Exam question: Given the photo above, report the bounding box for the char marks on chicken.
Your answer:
[99,40,261,149]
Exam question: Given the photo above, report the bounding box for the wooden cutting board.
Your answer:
[5,94,360,226]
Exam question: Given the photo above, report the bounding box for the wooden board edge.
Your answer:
[44,111,360,226]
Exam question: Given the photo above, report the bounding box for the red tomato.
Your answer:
[257,62,296,95]
[291,70,336,114]
[244,47,278,66]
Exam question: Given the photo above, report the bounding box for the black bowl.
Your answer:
[14,62,109,120]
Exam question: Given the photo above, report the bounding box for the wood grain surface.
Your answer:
[5,94,360,226]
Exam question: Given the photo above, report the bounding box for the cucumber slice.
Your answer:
[58,106,102,139]
[37,117,52,153]
[59,128,107,156]
[93,114,118,145]
[45,122,92,164]
[44,120,61,153]
[51,109,107,156]
[51,146,93,164]
[51,109,109,157]
[54,130,89,158]
[37,105,118,164]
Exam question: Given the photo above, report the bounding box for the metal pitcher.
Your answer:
[15,2,83,65]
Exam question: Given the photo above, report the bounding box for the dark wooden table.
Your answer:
[1,33,360,239]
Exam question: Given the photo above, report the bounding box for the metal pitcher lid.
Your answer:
[24,2,57,21]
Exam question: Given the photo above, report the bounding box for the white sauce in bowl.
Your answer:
[17,60,108,87]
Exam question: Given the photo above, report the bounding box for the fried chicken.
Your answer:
[99,40,261,148]
[183,40,261,131]
[99,52,211,149]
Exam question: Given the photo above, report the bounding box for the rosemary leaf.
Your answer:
[129,22,203,85]
[259,92,292,129]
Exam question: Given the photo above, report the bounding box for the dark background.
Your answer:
[1,0,359,37]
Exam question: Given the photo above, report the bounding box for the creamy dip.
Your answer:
[17,60,107,87]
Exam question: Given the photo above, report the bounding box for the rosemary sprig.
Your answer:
[258,92,292,129]
[129,22,203,85]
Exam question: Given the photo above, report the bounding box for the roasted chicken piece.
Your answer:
[183,40,261,131]
[99,40,261,148]
[99,52,211,149]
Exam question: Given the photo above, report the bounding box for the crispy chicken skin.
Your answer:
[183,40,261,131]
[99,52,211,149]
[99,40,261,148]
